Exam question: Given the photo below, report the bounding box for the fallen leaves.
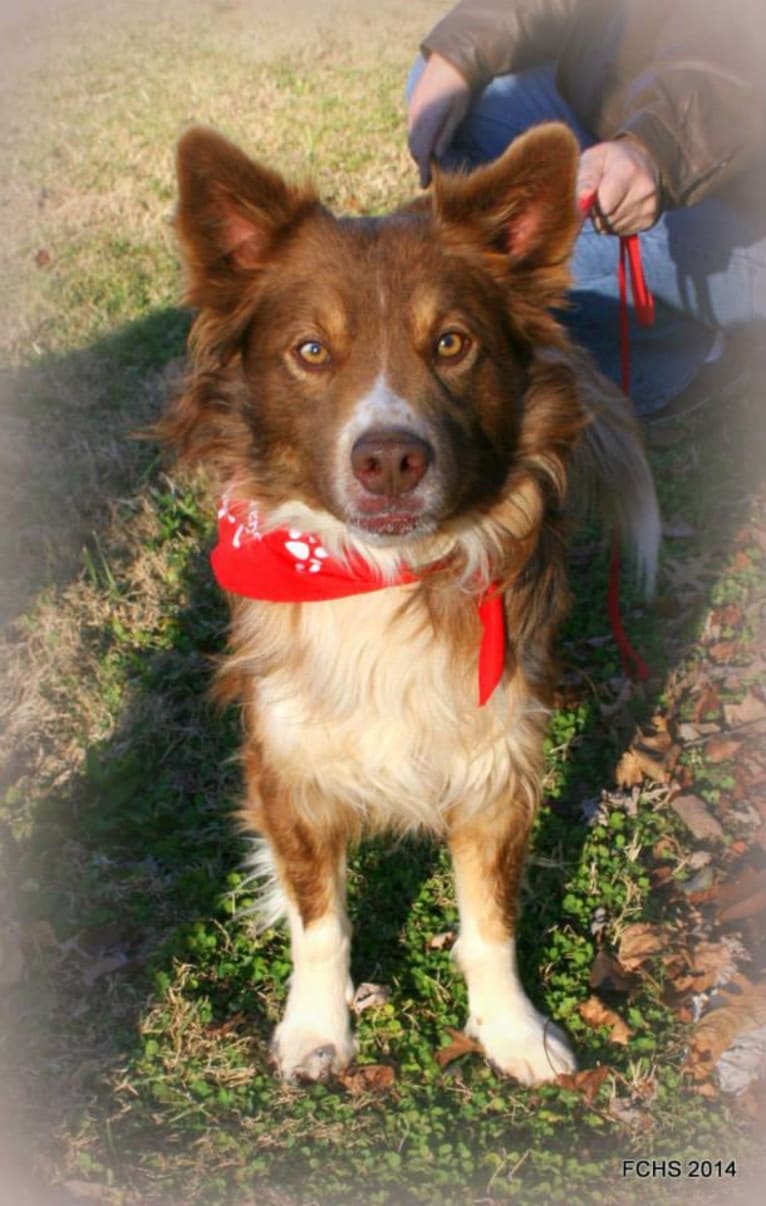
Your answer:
[693,682,723,724]
[617,923,674,973]
[703,735,743,764]
[435,1029,484,1069]
[686,978,766,1087]
[579,996,632,1045]
[724,691,766,730]
[351,982,391,1015]
[337,1064,396,1095]
[615,715,679,787]
[713,867,766,924]
[427,930,456,951]
[669,795,724,842]
[589,949,636,995]
[555,1065,611,1104]
[671,940,739,996]
[585,923,749,1029]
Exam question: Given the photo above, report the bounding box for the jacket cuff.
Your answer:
[618,112,693,210]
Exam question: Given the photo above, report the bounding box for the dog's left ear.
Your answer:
[431,123,580,286]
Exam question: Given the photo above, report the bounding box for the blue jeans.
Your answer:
[407,60,766,414]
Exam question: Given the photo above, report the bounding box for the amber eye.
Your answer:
[435,329,471,363]
[295,339,332,369]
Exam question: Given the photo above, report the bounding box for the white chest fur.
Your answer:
[241,587,544,835]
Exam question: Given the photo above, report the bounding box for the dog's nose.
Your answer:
[350,428,432,497]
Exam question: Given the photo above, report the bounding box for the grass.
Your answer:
[1,2,765,1203]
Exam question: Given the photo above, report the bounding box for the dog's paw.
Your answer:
[467,1004,576,1085]
[272,1019,356,1083]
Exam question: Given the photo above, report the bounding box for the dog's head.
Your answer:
[169,124,585,551]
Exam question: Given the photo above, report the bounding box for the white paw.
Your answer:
[467,1003,576,1085]
[272,1017,356,1083]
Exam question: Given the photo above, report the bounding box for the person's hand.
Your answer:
[577,138,660,235]
[407,53,472,187]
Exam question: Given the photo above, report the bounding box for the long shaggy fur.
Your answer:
[158,123,660,1083]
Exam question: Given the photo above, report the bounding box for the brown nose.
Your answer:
[350,428,432,497]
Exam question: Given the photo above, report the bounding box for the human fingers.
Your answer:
[593,141,659,234]
[407,53,470,186]
[408,100,454,186]
[576,144,608,217]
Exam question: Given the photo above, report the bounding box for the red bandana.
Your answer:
[211,499,506,706]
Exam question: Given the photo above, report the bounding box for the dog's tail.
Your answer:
[566,350,661,596]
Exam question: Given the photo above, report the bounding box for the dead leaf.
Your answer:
[435,1028,484,1068]
[615,749,648,788]
[677,722,700,742]
[671,941,739,996]
[205,1012,246,1037]
[618,923,672,973]
[670,794,724,841]
[351,982,391,1015]
[693,685,722,724]
[555,1065,611,1104]
[709,641,740,664]
[337,1064,395,1094]
[579,996,633,1045]
[427,931,456,951]
[686,979,766,1081]
[615,718,678,787]
[710,604,744,631]
[715,1023,766,1095]
[589,949,635,995]
[724,692,766,729]
[615,745,673,786]
[642,714,674,749]
[704,736,743,764]
[714,867,766,923]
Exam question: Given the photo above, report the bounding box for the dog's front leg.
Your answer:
[260,795,356,1083]
[449,801,575,1084]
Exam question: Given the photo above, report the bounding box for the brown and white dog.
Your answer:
[160,123,659,1084]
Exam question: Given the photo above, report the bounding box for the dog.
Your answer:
[159,122,660,1085]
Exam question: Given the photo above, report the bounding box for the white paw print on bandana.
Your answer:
[284,529,329,574]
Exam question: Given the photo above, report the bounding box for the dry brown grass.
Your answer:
[0,4,444,1196]
[0,0,443,760]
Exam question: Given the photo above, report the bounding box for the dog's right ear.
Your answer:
[175,126,319,310]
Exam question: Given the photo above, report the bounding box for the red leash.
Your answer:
[579,192,653,682]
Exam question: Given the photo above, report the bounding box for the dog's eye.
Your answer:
[435,330,471,363]
[295,340,332,369]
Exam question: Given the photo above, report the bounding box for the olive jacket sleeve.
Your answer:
[421,0,575,92]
